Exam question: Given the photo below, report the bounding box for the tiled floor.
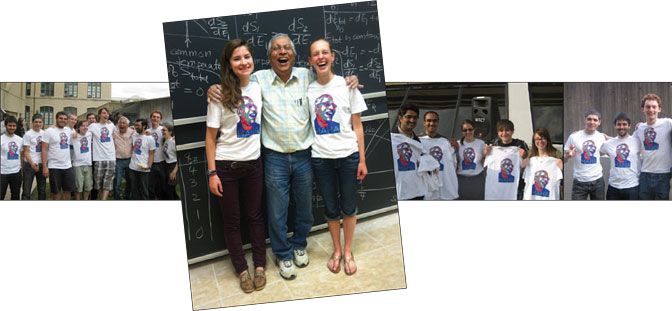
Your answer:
[188,210,406,309]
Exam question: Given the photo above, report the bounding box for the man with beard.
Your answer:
[41,112,75,200]
[564,109,606,200]
[600,112,640,200]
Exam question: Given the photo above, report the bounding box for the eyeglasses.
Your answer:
[462,128,474,132]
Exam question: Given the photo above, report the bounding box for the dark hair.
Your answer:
[220,39,253,112]
[641,93,662,108]
[423,111,439,121]
[55,111,68,120]
[613,112,631,125]
[86,112,98,122]
[496,119,514,132]
[5,115,17,126]
[135,118,148,130]
[529,128,558,158]
[584,108,601,120]
[74,120,87,132]
[32,113,43,122]
[460,119,476,145]
[98,107,110,116]
[163,122,174,136]
[397,104,420,118]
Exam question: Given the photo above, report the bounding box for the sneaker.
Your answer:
[293,249,309,268]
[276,258,297,280]
[239,270,254,293]
[253,269,266,290]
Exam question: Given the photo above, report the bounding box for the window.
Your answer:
[41,83,54,96]
[25,106,30,119]
[528,83,564,144]
[64,107,77,117]
[26,83,31,96]
[64,83,78,98]
[87,83,101,98]
[87,107,97,114]
[40,106,54,126]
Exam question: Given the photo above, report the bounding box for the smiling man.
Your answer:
[41,111,75,200]
[564,108,606,200]
[600,112,640,200]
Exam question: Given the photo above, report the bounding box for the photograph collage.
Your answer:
[2,1,672,311]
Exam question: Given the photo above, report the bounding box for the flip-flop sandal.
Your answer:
[344,254,357,276]
[327,253,341,273]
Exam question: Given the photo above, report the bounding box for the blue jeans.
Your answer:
[263,148,314,261]
[114,158,131,200]
[606,185,639,200]
[639,172,671,200]
[312,152,359,221]
[571,177,605,200]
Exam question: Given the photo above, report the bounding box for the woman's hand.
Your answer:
[521,157,530,168]
[169,170,177,182]
[208,174,223,197]
[357,162,368,180]
[483,144,492,156]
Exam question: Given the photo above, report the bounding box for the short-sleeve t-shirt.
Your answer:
[148,125,165,163]
[633,118,672,173]
[420,136,459,200]
[130,133,156,173]
[1,134,23,174]
[391,133,426,200]
[88,122,117,162]
[43,126,73,169]
[523,156,563,200]
[206,81,263,161]
[70,132,93,167]
[484,146,522,200]
[600,136,640,189]
[163,137,177,164]
[22,129,44,165]
[564,130,606,182]
[457,139,486,176]
[307,75,367,159]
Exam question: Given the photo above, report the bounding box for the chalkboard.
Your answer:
[163,2,395,262]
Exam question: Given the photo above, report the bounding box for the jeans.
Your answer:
[639,172,671,200]
[263,148,314,261]
[128,170,149,200]
[216,158,266,274]
[606,185,639,200]
[114,158,131,200]
[312,152,359,221]
[22,162,46,200]
[571,177,605,200]
[1,172,22,200]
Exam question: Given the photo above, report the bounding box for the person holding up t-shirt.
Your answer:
[87,108,116,200]
[485,119,529,200]
[564,109,607,200]
[632,94,672,200]
[41,111,75,200]
[456,120,486,200]
[22,114,46,200]
[129,119,155,200]
[420,111,459,200]
[522,128,563,200]
[600,113,641,200]
[1,116,24,200]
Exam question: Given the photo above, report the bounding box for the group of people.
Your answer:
[391,104,563,201]
[564,94,671,200]
[203,34,366,293]
[0,108,179,201]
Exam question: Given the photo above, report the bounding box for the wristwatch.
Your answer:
[207,169,217,176]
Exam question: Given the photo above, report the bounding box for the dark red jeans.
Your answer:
[216,158,266,274]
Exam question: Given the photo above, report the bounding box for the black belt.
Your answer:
[217,159,257,170]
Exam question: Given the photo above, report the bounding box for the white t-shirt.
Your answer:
[163,137,177,164]
[206,81,262,161]
[88,122,116,162]
[457,139,486,176]
[633,118,672,173]
[43,126,73,169]
[564,130,605,182]
[523,156,563,200]
[22,129,44,165]
[130,133,156,173]
[391,133,426,200]
[420,136,459,200]
[148,125,165,163]
[600,136,640,189]
[1,134,23,174]
[484,146,522,200]
[307,75,368,159]
[70,132,93,167]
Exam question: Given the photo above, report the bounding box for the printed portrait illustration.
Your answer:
[80,137,90,153]
[59,132,69,149]
[614,143,631,168]
[236,96,261,138]
[498,158,515,183]
[643,127,659,150]
[532,170,550,197]
[581,140,597,164]
[100,126,111,142]
[396,142,415,171]
[314,94,340,135]
[133,138,143,155]
[35,136,42,152]
[7,141,19,159]
[462,147,476,170]
[429,146,444,171]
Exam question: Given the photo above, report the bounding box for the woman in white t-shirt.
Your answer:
[205,39,266,293]
[456,120,486,200]
[161,123,179,200]
[307,38,367,275]
[521,128,563,200]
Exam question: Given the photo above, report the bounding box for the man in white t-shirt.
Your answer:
[633,93,672,200]
[564,109,606,200]
[391,104,427,200]
[129,119,155,200]
[22,113,46,200]
[1,116,24,200]
[41,111,75,200]
[87,108,116,200]
[147,110,168,200]
[600,112,640,200]
[419,111,459,200]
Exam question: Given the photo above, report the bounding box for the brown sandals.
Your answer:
[344,254,357,276]
[327,253,341,273]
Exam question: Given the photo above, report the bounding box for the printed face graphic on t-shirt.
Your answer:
[396,142,415,171]
[462,147,476,170]
[236,96,260,138]
[35,136,42,152]
[151,132,160,147]
[80,137,90,153]
[314,94,340,135]
[581,140,597,164]
[7,141,19,159]
[643,127,659,150]
[429,146,444,171]
[133,138,143,155]
[59,132,69,149]
[532,170,550,197]
[615,143,631,167]
[100,127,111,142]
[498,158,515,182]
